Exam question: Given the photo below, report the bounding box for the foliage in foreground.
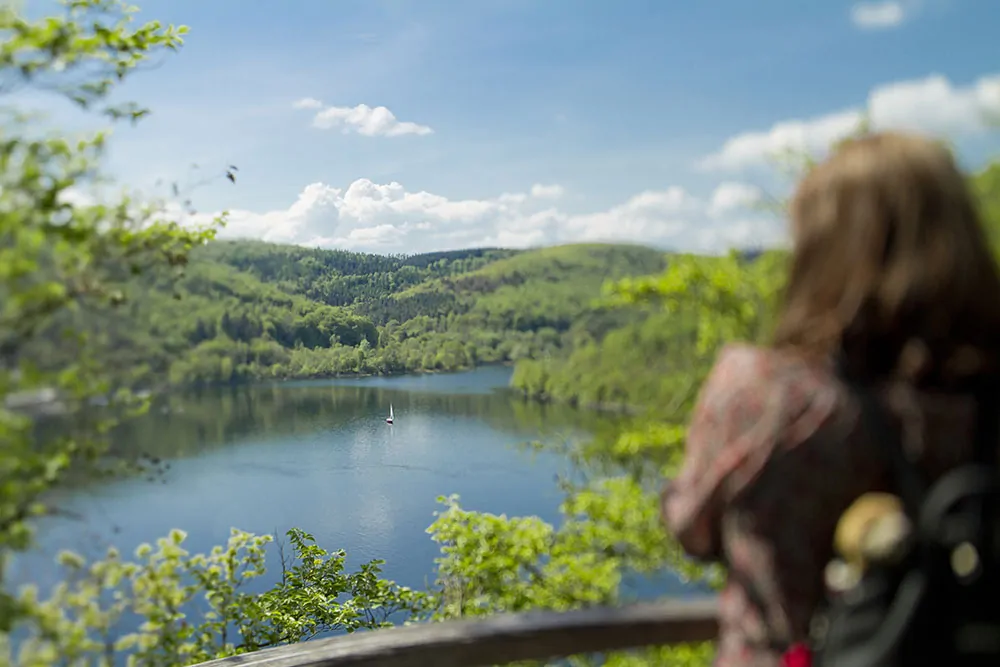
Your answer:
[0,0,224,638]
[8,529,425,666]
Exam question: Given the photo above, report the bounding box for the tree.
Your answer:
[0,0,221,634]
[973,160,1000,254]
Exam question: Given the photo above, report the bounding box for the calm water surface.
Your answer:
[13,366,699,601]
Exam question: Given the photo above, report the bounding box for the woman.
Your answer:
[661,132,1000,666]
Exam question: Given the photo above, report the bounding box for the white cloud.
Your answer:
[708,182,762,218]
[292,97,323,110]
[699,110,861,172]
[868,74,1000,132]
[699,72,1000,171]
[199,177,781,256]
[563,187,698,243]
[294,99,433,137]
[530,183,565,199]
[850,1,907,29]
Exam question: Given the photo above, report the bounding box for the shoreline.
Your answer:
[511,391,647,417]
[12,362,653,421]
[163,360,517,395]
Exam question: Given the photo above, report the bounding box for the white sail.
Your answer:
[389,404,394,420]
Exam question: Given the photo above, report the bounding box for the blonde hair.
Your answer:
[773,132,1000,388]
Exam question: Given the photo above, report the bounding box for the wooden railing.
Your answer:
[194,597,718,667]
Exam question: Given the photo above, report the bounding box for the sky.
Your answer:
[27,0,1000,255]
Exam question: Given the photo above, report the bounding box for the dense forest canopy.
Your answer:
[18,239,671,392]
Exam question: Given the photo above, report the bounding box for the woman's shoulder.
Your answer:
[710,343,772,376]
[692,345,845,494]
[708,342,827,384]
[701,343,838,412]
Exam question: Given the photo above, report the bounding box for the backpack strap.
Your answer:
[835,358,927,516]
[915,380,1000,548]
[843,372,1000,516]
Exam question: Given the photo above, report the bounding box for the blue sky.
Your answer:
[28,0,1000,254]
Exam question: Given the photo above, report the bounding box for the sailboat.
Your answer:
[385,404,394,425]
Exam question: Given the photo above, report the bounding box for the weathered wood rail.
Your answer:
[194,597,718,667]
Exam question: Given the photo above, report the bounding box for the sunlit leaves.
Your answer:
[973,161,1000,255]
[424,478,723,665]
[0,0,188,120]
[7,528,428,666]
[0,0,221,644]
[609,251,786,356]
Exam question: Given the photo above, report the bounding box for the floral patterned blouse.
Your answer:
[662,343,980,667]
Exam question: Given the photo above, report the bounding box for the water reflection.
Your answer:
[110,370,603,464]
[15,368,608,597]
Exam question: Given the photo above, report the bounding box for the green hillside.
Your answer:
[510,250,786,412]
[358,243,667,328]
[21,240,669,389]
[197,241,522,307]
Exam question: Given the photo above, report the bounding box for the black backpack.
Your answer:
[810,373,1000,667]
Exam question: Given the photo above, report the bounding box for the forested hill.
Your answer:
[23,240,669,389]
[196,241,522,308]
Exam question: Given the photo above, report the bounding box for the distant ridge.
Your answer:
[21,239,671,390]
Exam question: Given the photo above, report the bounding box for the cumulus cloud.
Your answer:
[699,72,1000,171]
[850,1,908,29]
[293,99,433,137]
[563,188,698,242]
[201,177,782,256]
[292,97,323,110]
[708,182,763,218]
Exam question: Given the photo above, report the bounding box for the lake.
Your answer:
[11,365,700,614]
